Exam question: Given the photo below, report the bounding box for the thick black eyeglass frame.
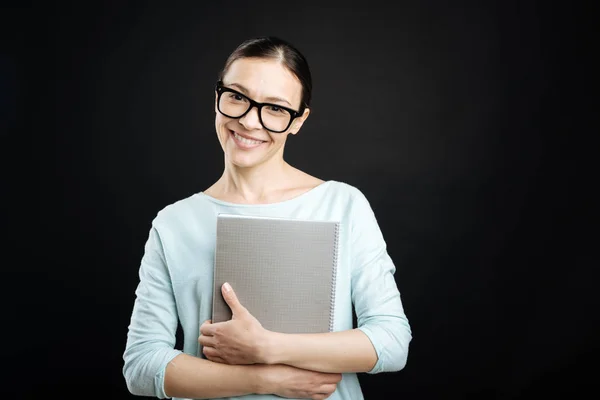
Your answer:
[215,81,302,133]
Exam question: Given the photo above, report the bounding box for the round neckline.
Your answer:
[196,180,335,208]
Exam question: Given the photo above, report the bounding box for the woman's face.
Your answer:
[215,57,309,169]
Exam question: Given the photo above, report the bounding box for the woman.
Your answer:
[123,36,412,400]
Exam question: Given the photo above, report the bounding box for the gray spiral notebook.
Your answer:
[212,213,340,333]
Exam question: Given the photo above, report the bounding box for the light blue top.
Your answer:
[123,180,412,400]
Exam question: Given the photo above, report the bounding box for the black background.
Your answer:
[3,1,595,399]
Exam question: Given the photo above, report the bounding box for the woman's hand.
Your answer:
[255,364,342,400]
[199,282,272,365]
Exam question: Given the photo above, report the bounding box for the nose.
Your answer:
[238,105,263,130]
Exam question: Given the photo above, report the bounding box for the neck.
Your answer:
[217,156,294,203]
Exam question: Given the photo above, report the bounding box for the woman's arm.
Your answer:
[288,190,412,374]
[165,354,261,398]
[263,329,377,373]
[348,190,412,373]
[124,224,342,399]
[164,353,342,399]
[200,283,377,373]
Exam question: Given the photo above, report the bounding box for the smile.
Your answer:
[230,130,266,148]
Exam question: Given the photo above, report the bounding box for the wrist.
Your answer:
[259,330,282,365]
[250,364,272,395]
[265,332,289,365]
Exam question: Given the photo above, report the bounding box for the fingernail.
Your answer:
[223,282,231,292]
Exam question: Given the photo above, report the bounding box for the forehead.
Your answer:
[223,57,302,107]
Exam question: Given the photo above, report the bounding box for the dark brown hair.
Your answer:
[218,36,312,113]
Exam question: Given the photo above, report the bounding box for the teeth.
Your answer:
[234,132,263,145]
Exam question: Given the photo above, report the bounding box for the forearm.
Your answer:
[164,353,264,399]
[264,328,377,373]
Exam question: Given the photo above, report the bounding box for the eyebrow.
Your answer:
[226,82,293,107]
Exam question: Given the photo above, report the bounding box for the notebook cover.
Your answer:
[211,214,339,334]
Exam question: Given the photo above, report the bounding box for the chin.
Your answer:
[225,148,262,168]
[228,157,262,169]
[228,147,280,170]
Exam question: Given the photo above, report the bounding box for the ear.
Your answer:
[214,91,218,113]
[289,108,311,135]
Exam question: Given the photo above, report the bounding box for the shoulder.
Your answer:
[326,180,372,205]
[315,180,377,221]
[150,192,213,231]
[323,181,385,243]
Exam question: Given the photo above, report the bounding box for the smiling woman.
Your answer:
[122,36,412,400]
[209,44,313,192]
[212,56,309,171]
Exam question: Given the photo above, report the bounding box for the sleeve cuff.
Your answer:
[154,350,184,398]
[357,325,385,374]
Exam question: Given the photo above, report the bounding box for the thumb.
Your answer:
[222,282,247,316]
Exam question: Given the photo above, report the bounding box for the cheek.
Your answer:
[270,133,290,147]
[215,114,229,132]
[215,118,232,145]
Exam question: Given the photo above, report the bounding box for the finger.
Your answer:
[198,335,217,347]
[316,388,337,400]
[202,345,219,358]
[199,319,212,332]
[200,322,216,336]
[202,347,226,364]
[320,383,338,394]
[222,282,247,316]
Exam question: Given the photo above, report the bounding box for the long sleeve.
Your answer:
[122,223,183,398]
[350,190,412,373]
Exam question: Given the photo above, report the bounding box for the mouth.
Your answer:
[230,129,267,148]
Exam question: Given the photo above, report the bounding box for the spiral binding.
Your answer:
[329,222,340,332]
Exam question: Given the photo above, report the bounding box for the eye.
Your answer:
[266,105,285,114]
[226,93,247,102]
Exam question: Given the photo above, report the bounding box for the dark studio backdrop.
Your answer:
[3,1,595,399]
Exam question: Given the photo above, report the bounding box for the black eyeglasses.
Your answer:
[215,81,302,133]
